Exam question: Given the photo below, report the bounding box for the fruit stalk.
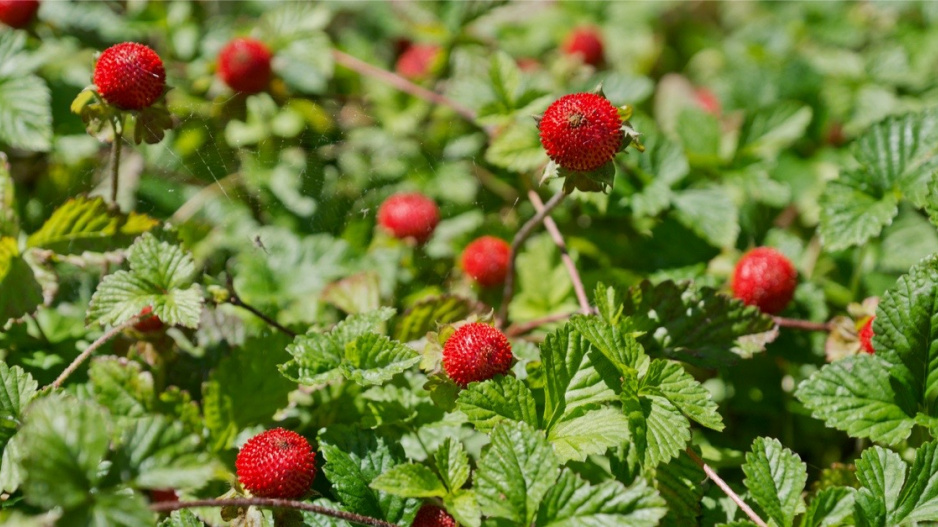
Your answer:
[772,316,832,332]
[528,189,592,315]
[149,497,398,527]
[496,188,569,327]
[685,448,768,527]
[46,315,142,390]
[108,117,123,205]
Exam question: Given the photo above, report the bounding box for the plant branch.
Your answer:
[496,188,569,328]
[527,189,592,315]
[108,117,123,205]
[332,49,477,123]
[685,448,768,527]
[226,277,297,339]
[505,311,576,337]
[149,498,397,527]
[47,316,140,390]
[772,316,832,332]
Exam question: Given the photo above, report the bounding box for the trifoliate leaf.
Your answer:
[117,415,216,491]
[434,437,470,492]
[818,170,898,252]
[318,426,419,524]
[541,325,617,430]
[547,407,631,463]
[641,359,724,431]
[394,295,475,342]
[456,375,538,432]
[795,355,915,445]
[0,237,42,323]
[0,362,37,449]
[741,437,807,527]
[475,422,560,526]
[368,463,446,498]
[87,233,203,328]
[801,487,855,527]
[655,450,707,527]
[535,469,667,527]
[26,196,158,255]
[341,333,420,386]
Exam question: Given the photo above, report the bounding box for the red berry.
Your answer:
[148,489,178,503]
[694,87,721,115]
[538,93,624,172]
[395,44,441,80]
[217,38,273,94]
[461,236,510,288]
[236,428,317,499]
[0,0,39,29]
[412,504,457,527]
[858,316,875,354]
[93,42,166,111]
[377,192,440,244]
[134,306,164,332]
[562,27,604,67]
[442,322,513,387]
[731,247,798,315]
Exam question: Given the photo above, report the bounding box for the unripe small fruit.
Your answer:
[858,316,875,354]
[236,428,317,499]
[461,236,510,288]
[0,0,39,29]
[442,322,513,387]
[694,87,721,115]
[412,504,457,527]
[562,27,604,67]
[377,192,440,245]
[538,92,624,172]
[731,247,797,315]
[134,306,164,333]
[148,489,178,503]
[395,43,441,81]
[217,37,273,94]
[93,42,166,111]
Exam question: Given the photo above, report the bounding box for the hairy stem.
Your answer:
[772,316,832,332]
[150,498,397,527]
[108,117,123,205]
[527,189,592,315]
[685,448,768,527]
[47,316,140,390]
[496,189,569,328]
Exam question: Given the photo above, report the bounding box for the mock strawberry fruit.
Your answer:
[442,322,513,387]
[93,42,166,111]
[461,236,510,287]
[377,192,440,244]
[731,247,798,315]
[0,0,39,28]
[134,306,164,332]
[858,316,875,354]
[694,87,721,115]
[539,92,624,172]
[563,27,604,67]
[148,489,179,503]
[218,37,273,94]
[236,428,317,499]
[412,504,457,527]
[395,43,442,80]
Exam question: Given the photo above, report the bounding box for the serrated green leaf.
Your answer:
[655,450,707,527]
[323,271,381,315]
[541,325,618,430]
[887,441,938,524]
[672,187,740,248]
[118,415,216,491]
[281,331,345,386]
[568,315,648,376]
[801,487,855,527]
[0,156,17,237]
[485,120,547,172]
[445,490,481,527]
[435,437,470,492]
[795,355,915,445]
[742,437,807,527]
[0,74,51,152]
[369,463,446,498]
[629,132,688,218]
[299,498,355,527]
[158,509,204,527]
[278,32,334,95]
[475,422,560,525]
[0,237,42,323]
[86,233,203,328]
[318,426,419,523]
[0,433,24,493]
[488,51,522,111]
[341,333,420,386]
[456,375,538,432]
[676,108,721,165]
[394,295,474,342]
[0,362,37,449]
[854,445,905,526]
[737,102,813,160]
[535,469,667,527]
[640,394,690,468]
[819,170,898,252]
[547,407,631,463]
[26,196,158,255]
[77,490,155,527]
[88,357,153,419]
[641,359,724,431]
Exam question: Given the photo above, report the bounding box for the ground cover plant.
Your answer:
[2,1,938,526]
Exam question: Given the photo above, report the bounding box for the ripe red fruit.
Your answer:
[134,306,164,332]
[412,504,457,527]
[562,27,604,67]
[217,38,273,94]
[442,322,513,387]
[538,92,624,172]
[694,87,721,115]
[731,247,798,315]
[0,0,39,29]
[377,192,440,245]
[93,42,166,111]
[461,236,510,288]
[395,43,441,80]
[858,316,875,354]
[236,428,317,499]
[148,489,178,503]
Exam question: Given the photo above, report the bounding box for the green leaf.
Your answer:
[445,490,481,527]
[87,233,203,328]
[737,102,813,160]
[568,315,648,376]
[485,120,547,172]
[88,357,153,419]
[510,234,577,321]
[323,271,381,315]
[118,415,216,491]
[541,325,618,430]
[277,32,334,95]
[369,463,446,498]
[487,51,523,111]
[818,170,899,252]
[671,187,740,248]
[676,108,721,165]
[475,422,560,525]
[158,509,204,527]
[456,375,538,432]
[0,237,42,323]
[299,498,355,527]
[655,450,707,527]
[795,355,915,445]
[0,74,51,152]
[854,446,905,526]
[641,359,724,431]
[892,441,938,524]
[280,331,345,386]
[800,487,855,527]
[318,426,419,523]
[394,295,475,342]
[742,437,807,527]
[0,362,37,449]
[547,407,631,463]
[75,490,155,527]
[26,196,158,255]
[434,437,470,492]
[639,394,690,468]
[341,333,420,386]
[0,155,18,237]
[535,469,667,527]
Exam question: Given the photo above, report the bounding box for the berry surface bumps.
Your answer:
[731,247,797,315]
[538,92,624,172]
[218,37,273,94]
[93,42,166,111]
[442,322,513,387]
[461,236,510,287]
[236,428,317,499]
[412,504,457,527]
[377,192,440,244]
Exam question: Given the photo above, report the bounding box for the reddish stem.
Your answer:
[772,316,832,332]
[685,448,768,527]
[528,189,592,315]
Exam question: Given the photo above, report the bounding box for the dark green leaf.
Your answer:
[818,170,898,252]
[341,333,420,386]
[0,362,37,449]
[118,416,216,491]
[547,407,631,463]
[741,437,807,527]
[655,450,707,527]
[535,469,667,527]
[800,487,855,527]
[27,197,158,255]
[641,359,724,431]
[456,375,538,432]
[0,237,42,323]
[568,315,648,376]
[434,437,470,493]
[541,325,617,430]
